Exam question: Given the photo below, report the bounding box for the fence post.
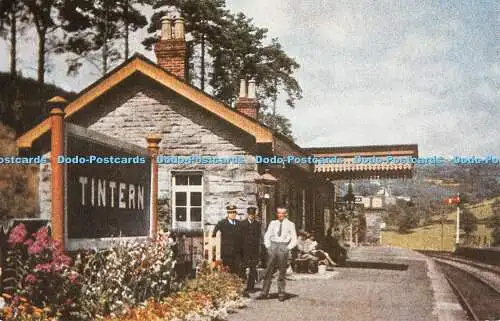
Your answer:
[203,225,221,262]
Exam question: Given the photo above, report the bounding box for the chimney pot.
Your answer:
[154,15,186,79]
[174,17,185,39]
[239,79,246,98]
[160,16,172,40]
[248,79,256,99]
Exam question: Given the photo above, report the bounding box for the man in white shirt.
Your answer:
[257,205,297,301]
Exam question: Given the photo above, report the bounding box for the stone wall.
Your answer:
[38,153,51,219]
[38,76,259,228]
[365,211,383,243]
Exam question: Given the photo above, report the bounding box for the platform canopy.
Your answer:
[304,144,418,180]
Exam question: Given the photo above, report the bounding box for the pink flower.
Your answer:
[34,263,52,273]
[34,227,50,246]
[7,224,27,245]
[52,252,72,268]
[68,272,79,284]
[25,274,38,284]
[27,227,51,255]
[64,299,73,306]
[27,242,45,255]
[24,239,34,247]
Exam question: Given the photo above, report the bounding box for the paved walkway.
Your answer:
[227,246,466,321]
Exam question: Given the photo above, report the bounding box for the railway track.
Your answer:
[422,252,500,321]
[419,250,500,275]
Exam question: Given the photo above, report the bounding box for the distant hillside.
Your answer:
[0,72,77,135]
[353,164,500,205]
[381,196,497,250]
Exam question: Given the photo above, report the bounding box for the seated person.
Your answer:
[306,234,336,266]
[295,232,319,273]
[325,227,348,265]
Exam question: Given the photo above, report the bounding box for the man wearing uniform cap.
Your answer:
[240,206,262,296]
[212,204,243,274]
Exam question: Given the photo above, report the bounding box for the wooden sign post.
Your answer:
[146,134,162,239]
[48,96,67,249]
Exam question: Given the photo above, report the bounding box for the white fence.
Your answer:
[203,225,221,261]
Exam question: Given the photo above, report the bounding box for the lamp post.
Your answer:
[255,169,278,234]
[344,181,356,247]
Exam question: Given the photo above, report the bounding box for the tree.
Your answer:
[143,2,302,138]
[0,0,29,126]
[121,0,148,60]
[0,0,28,78]
[259,112,294,140]
[0,123,37,222]
[393,199,418,233]
[209,14,302,111]
[343,182,355,203]
[23,0,58,87]
[489,200,500,246]
[143,0,227,88]
[59,0,147,76]
[459,208,477,242]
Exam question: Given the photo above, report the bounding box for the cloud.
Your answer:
[0,0,497,157]
[225,0,498,156]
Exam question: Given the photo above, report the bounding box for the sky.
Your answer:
[0,0,498,157]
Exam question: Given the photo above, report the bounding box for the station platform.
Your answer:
[227,246,467,321]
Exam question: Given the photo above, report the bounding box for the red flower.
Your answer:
[7,224,27,245]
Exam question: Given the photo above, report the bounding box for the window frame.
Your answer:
[172,172,204,230]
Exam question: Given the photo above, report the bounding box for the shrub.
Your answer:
[2,226,178,321]
[0,124,37,221]
[74,232,178,319]
[103,261,245,321]
[2,224,82,320]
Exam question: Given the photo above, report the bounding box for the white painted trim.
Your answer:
[172,172,203,230]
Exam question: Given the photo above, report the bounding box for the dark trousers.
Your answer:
[222,254,241,275]
[244,257,259,291]
[262,242,289,295]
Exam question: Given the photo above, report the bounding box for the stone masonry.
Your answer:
[37,77,259,228]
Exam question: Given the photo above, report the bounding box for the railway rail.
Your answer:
[422,251,500,321]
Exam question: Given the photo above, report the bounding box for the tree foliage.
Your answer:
[0,123,37,222]
[143,1,302,138]
[459,207,477,239]
[58,0,148,76]
[489,200,500,246]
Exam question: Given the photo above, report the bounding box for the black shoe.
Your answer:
[243,290,250,298]
[256,294,269,300]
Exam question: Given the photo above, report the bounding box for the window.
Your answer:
[172,173,203,230]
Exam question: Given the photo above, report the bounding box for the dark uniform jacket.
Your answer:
[240,219,262,260]
[212,218,242,260]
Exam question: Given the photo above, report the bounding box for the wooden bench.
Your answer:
[293,258,318,273]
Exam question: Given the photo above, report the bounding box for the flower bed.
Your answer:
[1,223,178,321]
[0,224,247,321]
[103,262,247,321]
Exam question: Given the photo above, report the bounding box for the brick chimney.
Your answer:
[154,16,186,79]
[235,79,260,119]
